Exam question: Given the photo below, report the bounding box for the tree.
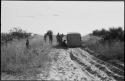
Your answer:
[92,27,124,42]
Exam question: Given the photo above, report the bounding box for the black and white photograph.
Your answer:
[1,0,124,81]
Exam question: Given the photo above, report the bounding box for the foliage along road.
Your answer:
[1,35,124,81]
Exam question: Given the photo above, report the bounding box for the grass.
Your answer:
[1,34,124,80]
[1,37,52,76]
[82,39,124,70]
[88,41,124,61]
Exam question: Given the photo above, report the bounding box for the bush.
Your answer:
[90,27,124,63]
[1,33,13,44]
[10,27,31,39]
[84,27,124,70]
[1,27,31,45]
[92,27,124,41]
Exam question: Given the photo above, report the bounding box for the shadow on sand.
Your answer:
[52,45,68,49]
[53,45,84,49]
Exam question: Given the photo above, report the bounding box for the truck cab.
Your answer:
[66,33,82,47]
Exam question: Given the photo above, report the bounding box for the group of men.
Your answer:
[56,33,67,47]
[25,33,67,49]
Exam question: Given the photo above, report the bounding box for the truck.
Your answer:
[66,33,82,47]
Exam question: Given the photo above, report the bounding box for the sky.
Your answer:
[1,1,124,35]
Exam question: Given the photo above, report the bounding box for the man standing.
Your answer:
[26,38,29,49]
[56,33,60,44]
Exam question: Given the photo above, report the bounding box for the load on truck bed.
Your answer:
[67,33,82,47]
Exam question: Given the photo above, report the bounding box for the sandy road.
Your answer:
[36,48,124,81]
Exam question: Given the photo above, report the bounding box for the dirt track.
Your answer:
[36,48,124,81]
